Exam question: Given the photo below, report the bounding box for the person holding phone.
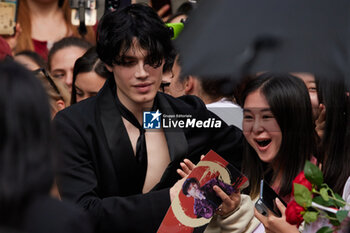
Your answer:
[240,73,317,232]
[177,73,314,232]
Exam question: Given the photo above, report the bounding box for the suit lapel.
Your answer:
[97,80,189,193]
[154,94,189,189]
[156,93,188,162]
[97,78,145,195]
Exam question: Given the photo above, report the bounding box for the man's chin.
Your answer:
[134,93,157,106]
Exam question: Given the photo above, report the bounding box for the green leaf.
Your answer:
[313,196,335,207]
[328,213,341,226]
[303,211,318,223]
[316,226,334,233]
[320,188,330,201]
[304,161,323,186]
[334,193,346,208]
[336,210,349,222]
[330,218,341,226]
[294,183,312,207]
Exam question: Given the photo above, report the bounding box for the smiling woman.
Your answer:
[241,73,317,201]
[243,89,282,164]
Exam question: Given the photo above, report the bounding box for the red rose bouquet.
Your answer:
[286,161,349,233]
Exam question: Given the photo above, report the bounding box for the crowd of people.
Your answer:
[0,0,349,233]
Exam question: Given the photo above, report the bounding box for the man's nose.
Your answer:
[135,62,149,79]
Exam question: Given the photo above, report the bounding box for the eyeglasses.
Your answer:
[33,68,61,95]
[160,82,170,93]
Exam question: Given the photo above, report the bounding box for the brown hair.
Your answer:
[34,69,71,113]
[16,0,95,54]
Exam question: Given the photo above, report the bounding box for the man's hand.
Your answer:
[169,177,186,202]
[176,155,205,178]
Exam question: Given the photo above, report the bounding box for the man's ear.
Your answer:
[56,99,66,111]
[184,76,195,94]
[184,76,200,95]
[105,64,113,73]
[51,100,66,119]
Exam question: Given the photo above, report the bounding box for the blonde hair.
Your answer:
[35,69,71,113]
[16,0,95,54]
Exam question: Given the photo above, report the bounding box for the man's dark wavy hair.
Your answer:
[96,3,173,68]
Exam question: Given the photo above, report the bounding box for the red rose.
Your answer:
[292,171,312,194]
[285,200,305,227]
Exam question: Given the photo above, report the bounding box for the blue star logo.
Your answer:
[143,110,161,129]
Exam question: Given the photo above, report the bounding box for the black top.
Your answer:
[0,196,94,233]
[53,77,243,233]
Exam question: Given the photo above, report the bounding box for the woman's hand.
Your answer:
[214,187,241,217]
[2,23,21,51]
[175,155,241,216]
[254,198,299,233]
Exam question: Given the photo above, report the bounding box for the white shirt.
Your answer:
[206,98,243,130]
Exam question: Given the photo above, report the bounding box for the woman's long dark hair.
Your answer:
[0,60,54,227]
[317,77,350,194]
[71,47,112,104]
[241,73,317,198]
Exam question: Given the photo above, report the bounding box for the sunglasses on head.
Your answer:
[33,68,61,95]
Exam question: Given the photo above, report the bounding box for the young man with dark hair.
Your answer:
[54,4,243,233]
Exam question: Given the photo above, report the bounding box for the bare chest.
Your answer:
[122,118,170,193]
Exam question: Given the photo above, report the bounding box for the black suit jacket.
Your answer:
[53,78,243,233]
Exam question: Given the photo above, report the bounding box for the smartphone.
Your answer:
[0,0,18,35]
[255,180,287,217]
[151,0,172,17]
[71,0,97,26]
